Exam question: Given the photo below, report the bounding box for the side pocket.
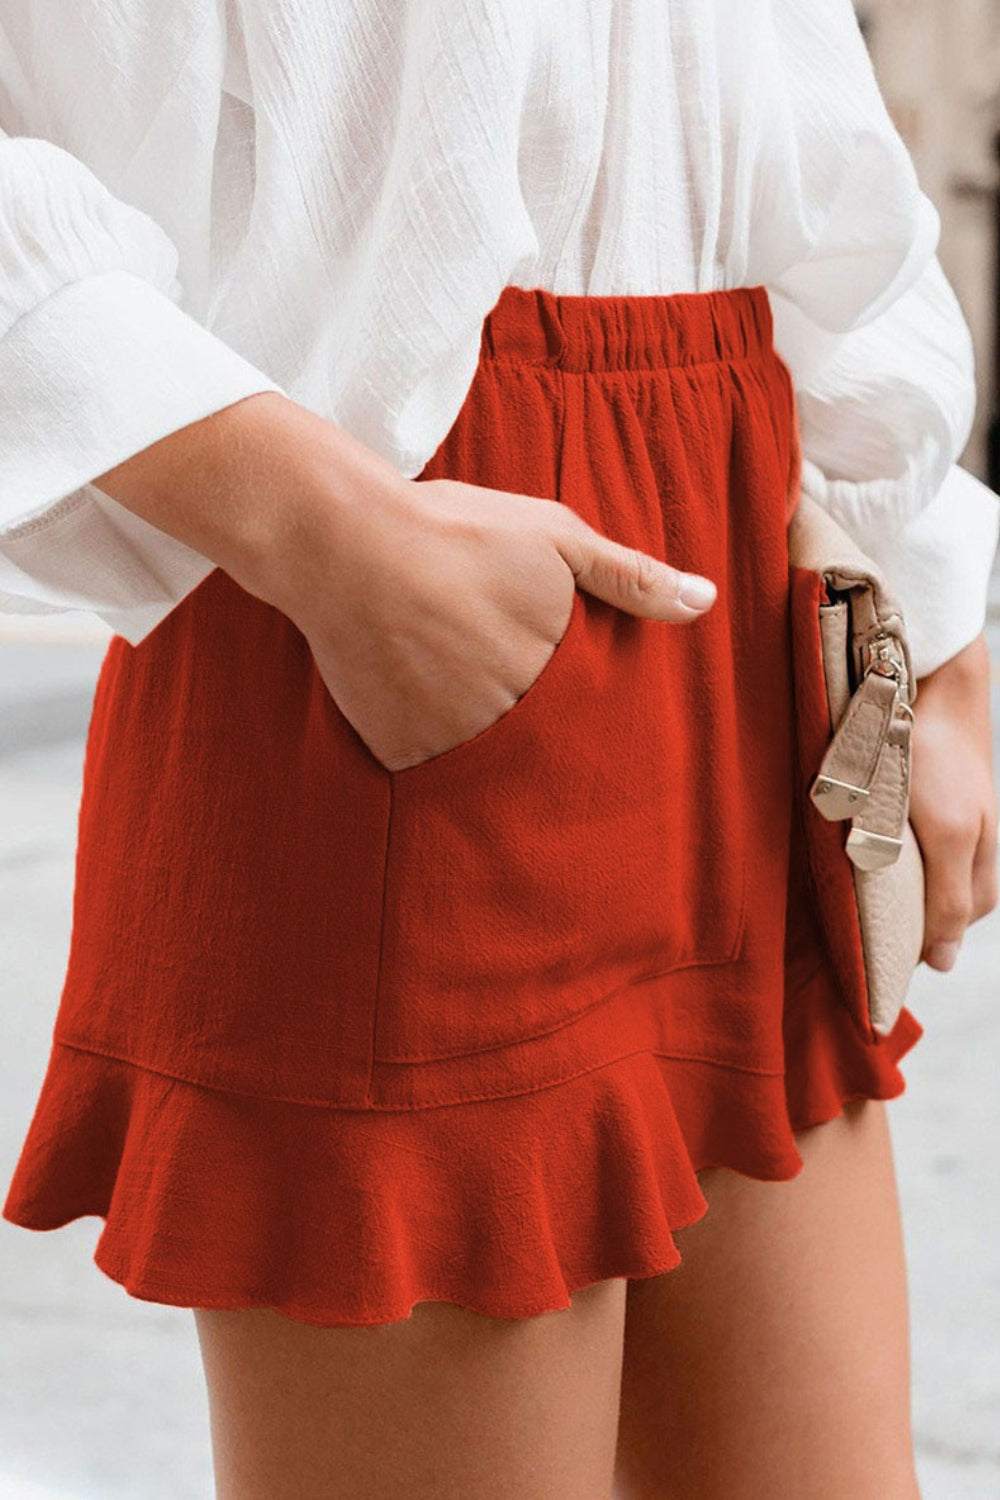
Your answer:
[787,564,877,1044]
[372,580,750,1068]
[389,585,585,779]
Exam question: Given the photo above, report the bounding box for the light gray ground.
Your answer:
[0,600,998,1500]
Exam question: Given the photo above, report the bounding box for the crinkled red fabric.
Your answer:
[3,286,924,1325]
[5,1009,920,1328]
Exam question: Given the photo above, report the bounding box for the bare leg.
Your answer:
[614,1099,920,1500]
[194,1278,627,1499]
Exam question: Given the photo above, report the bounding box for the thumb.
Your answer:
[554,513,717,622]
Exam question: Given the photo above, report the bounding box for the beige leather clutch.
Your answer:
[787,494,925,1037]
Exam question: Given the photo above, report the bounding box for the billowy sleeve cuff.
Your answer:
[0,268,283,643]
[825,464,999,679]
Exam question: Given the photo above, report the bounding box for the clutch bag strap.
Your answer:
[787,498,917,871]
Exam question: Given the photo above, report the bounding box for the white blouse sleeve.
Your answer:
[765,0,999,679]
[0,134,281,642]
[785,254,997,678]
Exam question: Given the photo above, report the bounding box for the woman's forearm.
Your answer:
[93,390,413,614]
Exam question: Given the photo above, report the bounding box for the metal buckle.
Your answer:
[811,773,871,814]
[846,826,904,871]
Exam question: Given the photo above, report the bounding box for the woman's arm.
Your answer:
[768,0,999,966]
[0,128,282,637]
[94,390,719,771]
[786,259,996,679]
[793,272,1000,970]
[910,632,998,971]
[0,134,283,629]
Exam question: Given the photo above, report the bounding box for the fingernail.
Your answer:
[926,941,961,971]
[678,574,717,611]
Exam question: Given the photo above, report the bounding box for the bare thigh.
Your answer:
[614,1098,920,1500]
[194,1279,627,1500]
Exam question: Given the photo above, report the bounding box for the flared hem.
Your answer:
[2,999,923,1328]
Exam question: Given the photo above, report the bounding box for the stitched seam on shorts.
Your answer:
[365,777,396,1104]
[373,940,748,1065]
[372,836,749,1066]
[50,1036,789,1113]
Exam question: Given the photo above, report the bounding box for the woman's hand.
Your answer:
[910,630,998,971]
[95,391,718,771]
[278,471,725,770]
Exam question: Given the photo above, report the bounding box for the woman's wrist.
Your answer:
[916,631,992,737]
[94,390,414,615]
[909,624,997,969]
[245,398,420,618]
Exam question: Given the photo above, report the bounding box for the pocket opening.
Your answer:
[389,586,586,780]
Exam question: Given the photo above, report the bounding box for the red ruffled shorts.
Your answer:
[3,286,923,1325]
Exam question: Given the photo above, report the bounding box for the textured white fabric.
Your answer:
[0,0,995,672]
[857,465,1000,680]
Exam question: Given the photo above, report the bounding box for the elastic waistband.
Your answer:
[480,285,774,373]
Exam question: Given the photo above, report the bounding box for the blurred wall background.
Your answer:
[859,0,1000,488]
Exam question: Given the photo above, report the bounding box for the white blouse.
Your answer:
[0,0,996,678]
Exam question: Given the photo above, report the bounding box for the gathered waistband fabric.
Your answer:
[480,284,775,372]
